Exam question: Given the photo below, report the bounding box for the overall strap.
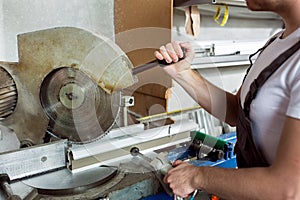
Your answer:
[242,36,277,83]
[235,38,300,168]
[244,39,300,118]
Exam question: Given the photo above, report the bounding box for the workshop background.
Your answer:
[0,0,283,199]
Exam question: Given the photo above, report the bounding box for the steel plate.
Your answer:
[22,167,118,195]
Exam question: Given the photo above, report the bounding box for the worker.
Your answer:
[154,0,300,199]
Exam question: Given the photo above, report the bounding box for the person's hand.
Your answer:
[154,41,194,78]
[163,160,201,198]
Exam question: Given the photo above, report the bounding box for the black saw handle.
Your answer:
[132,52,185,75]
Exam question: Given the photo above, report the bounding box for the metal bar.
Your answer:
[137,106,201,123]
[69,120,197,170]
[0,140,67,181]
[70,120,197,160]
[69,130,191,171]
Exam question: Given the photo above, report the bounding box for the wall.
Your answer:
[173,5,283,42]
[170,4,283,107]
[0,0,114,62]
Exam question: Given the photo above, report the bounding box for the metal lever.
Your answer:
[130,147,173,196]
[130,147,152,162]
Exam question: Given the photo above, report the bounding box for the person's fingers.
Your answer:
[155,42,194,74]
[179,41,191,49]
[159,45,173,63]
[180,42,194,64]
[173,160,184,167]
[154,50,164,60]
[180,42,194,57]
[173,41,184,58]
[166,43,178,62]
[170,183,189,199]
[163,173,169,183]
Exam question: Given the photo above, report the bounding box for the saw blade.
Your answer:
[40,67,121,143]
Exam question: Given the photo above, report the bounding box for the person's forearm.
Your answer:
[196,166,289,200]
[172,68,238,125]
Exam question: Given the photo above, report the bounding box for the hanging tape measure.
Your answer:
[214,4,229,26]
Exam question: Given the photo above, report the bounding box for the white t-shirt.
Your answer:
[240,28,300,164]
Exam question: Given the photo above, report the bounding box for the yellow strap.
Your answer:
[214,4,229,27]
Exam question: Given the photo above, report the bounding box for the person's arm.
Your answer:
[164,116,300,199]
[154,41,239,125]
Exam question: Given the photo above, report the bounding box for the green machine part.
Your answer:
[190,131,228,151]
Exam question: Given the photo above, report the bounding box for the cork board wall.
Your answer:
[114,0,174,124]
[114,0,173,66]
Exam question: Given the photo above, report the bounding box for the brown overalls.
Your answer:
[235,37,300,168]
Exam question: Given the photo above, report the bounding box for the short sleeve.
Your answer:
[286,55,300,119]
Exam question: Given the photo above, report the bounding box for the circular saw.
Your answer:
[40,67,121,143]
[0,27,135,144]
